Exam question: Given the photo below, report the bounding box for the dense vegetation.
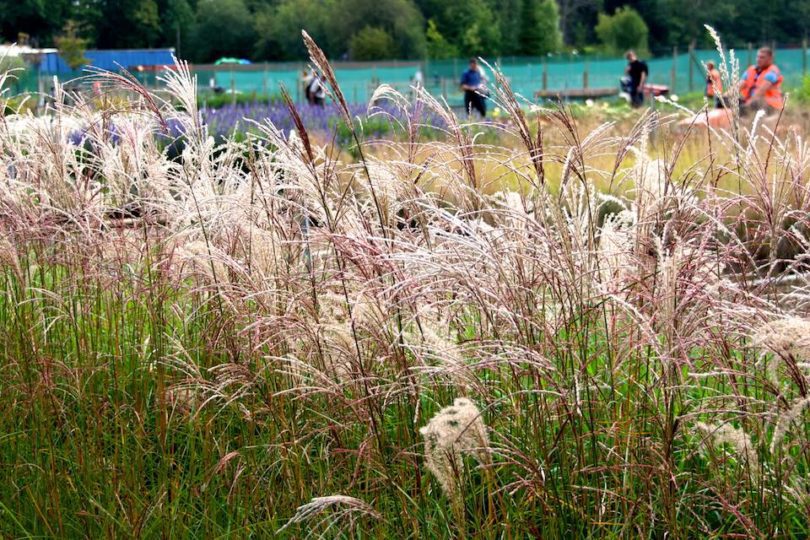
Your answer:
[2,31,810,537]
[3,0,810,63]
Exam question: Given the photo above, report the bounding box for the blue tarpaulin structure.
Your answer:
[37,48,176,74]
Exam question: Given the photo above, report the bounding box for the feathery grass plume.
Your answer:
[209,362,255,395]
[0,46,25,90]
[704,25,742,141]
[412,85,479,197]
[751,317,810,392]
[489,190,532,231]
[635,156,667,198]
[286,289,383,383]
[554,169,604,303]
[0,231,21,278]
[234,225,278,280]
[160,342,208,416]
[419,398,491,500]
[300,31,392,234]
[704,26,730,105]
[84,66,169,133]
[164,385,199,415]
[598,209,635,286]
[480,59,545,186]
[301,31,352,131]
[408,321,478,392]
[279,495,381,537]
[317,321,359,381]
[158,56,203,140]
[695,421,759,470]
[367,83,416,141]
[751,317,810,360]
[278,86,316,165]
[655,235,685,343]
[770,396,810,453]
[357,160,413,222]
[631,155,670,229]
[170,239,230,286]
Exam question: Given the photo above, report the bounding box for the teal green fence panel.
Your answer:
[5,47,809,105]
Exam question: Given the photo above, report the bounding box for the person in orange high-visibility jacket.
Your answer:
[739,47,784,113]
[705,61,723,106]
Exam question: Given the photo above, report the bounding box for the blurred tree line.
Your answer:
[1,0,809,63]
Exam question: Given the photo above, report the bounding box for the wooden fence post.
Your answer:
[542,57,548,91]
[424,58,430,91]
[688,42,694,92]
[583,61,589,89]
[671,46,677,93]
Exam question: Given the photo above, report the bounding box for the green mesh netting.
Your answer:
[7,48,809,105]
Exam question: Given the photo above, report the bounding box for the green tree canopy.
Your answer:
[54,21,89,70]
[350,27,397,60]
[595,6,649,55]
[158,0,194,56]
[81,0,162,49]
[0,0,73,46]
[253,0,332,61]
[426,19,459,59]
[331,0,427,59]
[518,0,562,55]
[190,0,257,62]
[496,0,522,55]
[417,0,501,56]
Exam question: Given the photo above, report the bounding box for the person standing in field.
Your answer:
[625,50,648,108]
[460,58,487,118]
[705,61,723,107]
[739,47,784,114]
[413,68,423,88]
[307,72,326,107]
[411,68,424,101]
[301,69,314,104]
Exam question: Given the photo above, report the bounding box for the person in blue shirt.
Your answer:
[460,58,487,117]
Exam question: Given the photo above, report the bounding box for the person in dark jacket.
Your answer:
[625,50,648,108]
[460,58,487,117]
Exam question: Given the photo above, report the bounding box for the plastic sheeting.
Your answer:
[37,49,176,74]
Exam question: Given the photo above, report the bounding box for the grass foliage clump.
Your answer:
[1,31,810,537]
